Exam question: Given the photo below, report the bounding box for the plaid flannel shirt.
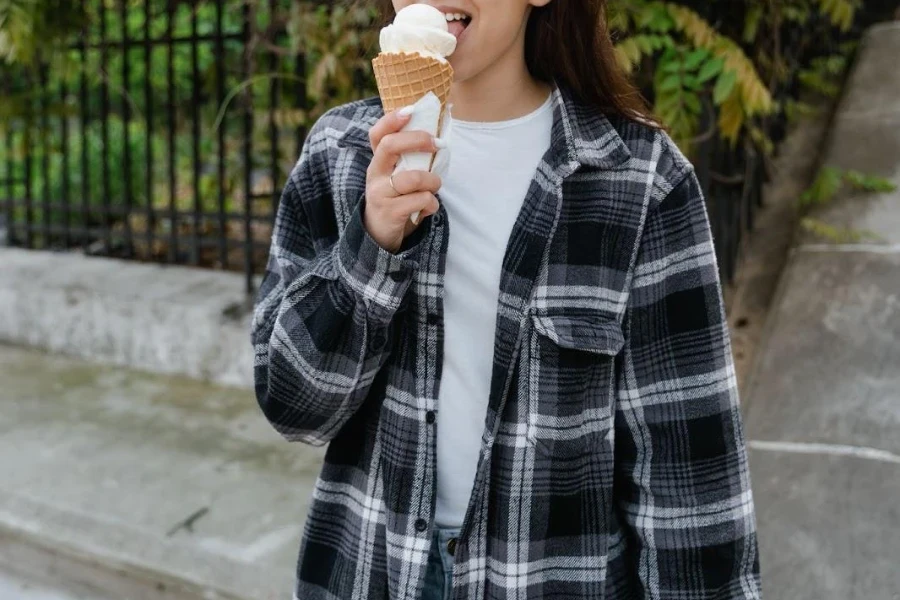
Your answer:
[251,84,761,600]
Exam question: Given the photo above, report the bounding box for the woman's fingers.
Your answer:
[384,170,442,197]
[368,106,414,152]
[361,107,443,252]
[368,130,440,177]
[387,191,440,222]
[368,172,440,211]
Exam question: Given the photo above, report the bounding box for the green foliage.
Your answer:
[285,2,379,127]
[816,0,860,31]
[0,0,84,65]
[844,170,898,193]
[797,53,850,99]
[800,218,880,243]
[0,0,874,153]
[800,166,896,208]
[797,164,894,244]
[610,0,869,151]
[800,166,846,208]
[784,99,824,122]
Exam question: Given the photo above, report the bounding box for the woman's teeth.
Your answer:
[445,13,468,22]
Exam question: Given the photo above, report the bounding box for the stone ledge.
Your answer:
[0,248,258,389]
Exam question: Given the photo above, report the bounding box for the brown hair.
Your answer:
[372,0,659,126]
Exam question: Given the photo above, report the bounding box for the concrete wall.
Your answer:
[0,248,258,389]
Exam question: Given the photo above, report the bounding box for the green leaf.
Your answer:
[683,75,702,91]
[660,45,679,64]
[844,171,897,193]
[634,35,655,55]
[800,166,844,208]
[659,73,683,92]
[697,57,725,83]
[661,60,683,74]
[713,70,738,104]
[656,91,683,114]
[683,48,708,71]
[801,218,882,243]
[637,3,674,32]
[743,6,763,42]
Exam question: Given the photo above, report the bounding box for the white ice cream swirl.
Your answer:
[379,4,458,62]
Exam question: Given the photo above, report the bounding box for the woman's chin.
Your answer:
[448,61,473,84]
[448,51,476,83]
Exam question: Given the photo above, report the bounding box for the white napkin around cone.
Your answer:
[391,92,452,224]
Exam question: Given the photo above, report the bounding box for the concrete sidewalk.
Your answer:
[742,22,900,599]
[0,343,323,600]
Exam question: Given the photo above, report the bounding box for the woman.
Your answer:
[251,0,762,598]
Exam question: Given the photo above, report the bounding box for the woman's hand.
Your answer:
[364,108,443,254]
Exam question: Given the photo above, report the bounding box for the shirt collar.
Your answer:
[337,82,631,172]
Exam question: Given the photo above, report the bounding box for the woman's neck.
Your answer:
[448,36,551,123]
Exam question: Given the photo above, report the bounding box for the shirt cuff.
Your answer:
[335,195,424,319]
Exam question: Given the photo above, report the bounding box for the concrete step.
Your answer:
[743,22,900,600]
[0,344,324,600]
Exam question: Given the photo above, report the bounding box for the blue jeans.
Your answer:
[421,527,461,600]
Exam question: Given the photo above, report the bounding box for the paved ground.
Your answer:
[0,569,89,600]
[742,22,900,600]
[725,104,831,388]
[0,343,324,600]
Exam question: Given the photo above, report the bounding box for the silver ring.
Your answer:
[389,173,399,195]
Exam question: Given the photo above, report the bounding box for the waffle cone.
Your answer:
[372,52,453,135]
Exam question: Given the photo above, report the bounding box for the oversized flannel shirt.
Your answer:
[251,84,761,600]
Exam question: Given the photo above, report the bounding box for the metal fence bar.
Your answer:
[23,72,34,250]
[269,0,280,230]
[215,0,228,270]
[4,201,274,220]
[295,51,307,165]
[242,1,254,295]
[166,1,178,263]
[190,1,202,266]
[38,63,51,248]
[99,0,112,254]
[60,74,72,249]
[75,32,243,49]
[79,0,90,252]
[2,76,13,246]
[121,0,134,257]
[143,0,155,260]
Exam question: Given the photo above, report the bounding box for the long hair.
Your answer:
[371,0,659,126]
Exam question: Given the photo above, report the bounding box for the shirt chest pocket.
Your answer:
[523,310,625,459]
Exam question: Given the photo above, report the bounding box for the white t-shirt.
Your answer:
[434,94,553,528]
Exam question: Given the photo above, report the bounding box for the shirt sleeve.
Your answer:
[613,167,762,598]
[250,123,425,446]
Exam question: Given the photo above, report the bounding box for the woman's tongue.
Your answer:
[448,19,467,39]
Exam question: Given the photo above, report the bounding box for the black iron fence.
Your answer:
[2,1,890,294]
[1,0,311,294]
[694,128,765,287]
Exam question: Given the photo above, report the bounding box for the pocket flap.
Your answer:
[530,312,625,356]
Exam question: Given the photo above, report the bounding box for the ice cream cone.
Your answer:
[372,40,454,224]
[372,51,454,153]
[375,5,457,225]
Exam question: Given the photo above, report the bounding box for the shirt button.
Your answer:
[427,313,440,326]
[447,537,457,556]
[369,331,387,352]
[425,410,436,424]
[414,518,428,532]
[432,212,443,225]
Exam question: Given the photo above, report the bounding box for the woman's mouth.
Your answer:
[444,12,471,40]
